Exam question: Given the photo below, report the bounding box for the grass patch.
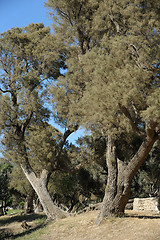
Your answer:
[7,209,23,215]
[14,223,50,240]
[0,213,47,240]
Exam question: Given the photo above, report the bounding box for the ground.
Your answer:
[0,210,160,240]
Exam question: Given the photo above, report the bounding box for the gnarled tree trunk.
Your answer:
[17,140,68,220]
[96,133,158,224]
[21,161,69,220]
[13,123,77,220]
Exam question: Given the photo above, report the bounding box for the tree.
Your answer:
[137,143,160,197]
[0,23,77,219]
[0,160,12,215]
[45,135,105,212]
[9,165,35,213]
[46,0,160,223]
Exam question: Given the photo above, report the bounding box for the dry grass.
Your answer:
[0,213,46,239]
[0,210,160,240]
[39,210,160,240]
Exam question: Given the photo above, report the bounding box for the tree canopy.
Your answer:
[46,0,160,138]
[45,0,160,222]
[0,0,160,222]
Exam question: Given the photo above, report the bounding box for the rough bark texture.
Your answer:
[17,138,68,220]
[13,124,77,220]
[21,162,69,220]
[96,133,158,224]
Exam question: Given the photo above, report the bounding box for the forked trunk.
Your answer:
[16,138,69,220]
[96,134,158,224]
[21,162,69,220]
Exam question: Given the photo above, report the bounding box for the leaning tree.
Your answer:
[0,23,78,219]
[46,0,160,223]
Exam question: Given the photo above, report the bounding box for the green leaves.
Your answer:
[26,123,61,170]
[0,160,12,205]
[0,23,66,136]
[47,0,160,137]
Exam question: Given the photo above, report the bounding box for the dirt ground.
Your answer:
[0,210,160,240]
[39,210,160,240]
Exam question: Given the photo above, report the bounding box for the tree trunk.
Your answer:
[0,201,6,216]
[13,125,75,220]
[24,186,35,214]
[34,198,43,213]
[96,134,158,224]
[15,137,69,220]
[21,162,69,220]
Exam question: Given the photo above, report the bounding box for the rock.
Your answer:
[133,197,160,212]
[21,220,31,230]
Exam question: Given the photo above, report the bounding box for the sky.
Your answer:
[0,0,86,144]
[0,0,52,32]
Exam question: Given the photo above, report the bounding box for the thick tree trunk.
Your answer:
[21,162,69,220]
[13,125,75,220]
[96,134,158,224]
[15,137,69,220]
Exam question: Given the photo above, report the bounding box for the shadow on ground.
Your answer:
[0,228,13,239]
[125,212,160,219]
[0,213,45,225]
[0,213,47,240]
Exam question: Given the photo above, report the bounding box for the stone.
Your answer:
[133,197,160,212]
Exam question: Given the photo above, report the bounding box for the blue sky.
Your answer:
[0,0,51,32]
[0,0,86,144]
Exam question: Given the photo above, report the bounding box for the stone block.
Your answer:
[133,197,160,212]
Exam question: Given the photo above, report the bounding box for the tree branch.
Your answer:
[108,11,120,33]
[0,87,10,93]
[56,124,79,160]
[21,111,33,134]
[119,103,144,136]
[126,132,158,181]
[145,121,158,139]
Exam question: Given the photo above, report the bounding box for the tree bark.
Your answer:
[13,125,76,220]
[21,162,69,220]
[96,133,158,224]
[17,140,68,220]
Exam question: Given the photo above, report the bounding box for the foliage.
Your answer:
[0,23,66,144]
[26,122,68,172]
[0,0,160,219]
[45,0,160,219]
[0,23,70,219]
[41,135,106,211]
[49,168,104,211]
[141,145,160,196]
[133,143,160,197]
[0,159,12,208]
[46,0,160,137]
[9,165,31,196]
